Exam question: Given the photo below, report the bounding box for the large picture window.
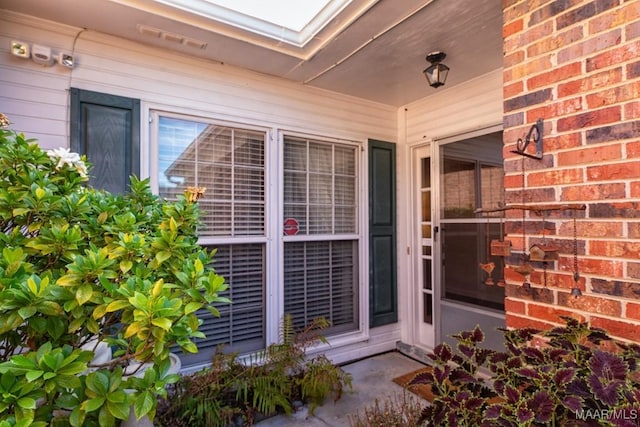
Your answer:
[155,114,266,363]
[282,136,359,334]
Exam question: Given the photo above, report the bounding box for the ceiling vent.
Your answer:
[137,24,161,38]
[162,31,183,44]
[183,37,208,50]
[137,24,207,50]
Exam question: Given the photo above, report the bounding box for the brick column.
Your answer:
[502,0,640,340]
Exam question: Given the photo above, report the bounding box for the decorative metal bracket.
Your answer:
[511,118,543,160]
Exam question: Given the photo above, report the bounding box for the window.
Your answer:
[283,136,359,334]
[439,132,505,311]
[155,114,266,363]
[153,115,363,365]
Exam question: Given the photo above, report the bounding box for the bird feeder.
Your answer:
[490,239,512,257]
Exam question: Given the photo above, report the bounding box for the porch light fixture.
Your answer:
[58,52,75,68]
[8,41,74,69]
[10,40,30,58]
[423,51,449,88]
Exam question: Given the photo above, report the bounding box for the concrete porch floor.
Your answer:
[255,351,428,426]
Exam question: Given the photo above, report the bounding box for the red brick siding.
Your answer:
[502,0,640,343]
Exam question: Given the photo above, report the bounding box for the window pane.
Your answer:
[283,136,360,337]
[481,164,504,212]
[439,132,505,311]
[284,138,307,171]
[284,205,307,234]
[421,158,431,187]
[423,293,433,324]
[423,258,432,290]
[309,174,332,204]
[309,142,332,172]
[158,116,266,237]
[178,243,265,364]
[156,115,267,366]
[442,158,476,219]
[421,190,431,222]
[309,205,333,234]
[197,127,231,163]
[335,145,356,175]
[442,222,504,310]
[235,130,265,167]
[283,136,357,235]
[284,241,358,335]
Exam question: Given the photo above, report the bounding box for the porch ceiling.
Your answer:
[0,0,503,107]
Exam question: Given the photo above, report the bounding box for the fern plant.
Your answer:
[300,353,352,414]
[156,315,352,426]
[155,349,244,427]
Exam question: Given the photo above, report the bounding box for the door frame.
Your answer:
[406,124,504,353]
[409,142,441,349]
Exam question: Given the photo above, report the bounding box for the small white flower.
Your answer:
[47,147,81,169]
[75,160,88,178]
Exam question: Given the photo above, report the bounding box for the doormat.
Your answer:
[392,366,436,402]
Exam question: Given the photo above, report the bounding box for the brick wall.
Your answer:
[502,0,640,341]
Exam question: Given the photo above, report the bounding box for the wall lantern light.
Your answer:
[423,51,449,88]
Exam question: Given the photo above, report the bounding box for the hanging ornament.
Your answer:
[570,209,582,298]
[529,211,560,262]
[514,262,534,289]
[481,217,495,285]
[480,262,495,285]
[490,208,512,256]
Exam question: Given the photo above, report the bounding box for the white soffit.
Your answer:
[151,0,354,48]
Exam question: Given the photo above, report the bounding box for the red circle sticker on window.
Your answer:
[283,218,299,235]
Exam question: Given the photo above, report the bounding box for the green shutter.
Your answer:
[368,139,397,327]
[70,88,140,194]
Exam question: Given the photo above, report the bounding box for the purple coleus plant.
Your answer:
[409,317,640,426]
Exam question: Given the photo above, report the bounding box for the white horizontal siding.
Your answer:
[0,13,79,147]
[0,11,396,149]
[403,69,503,145]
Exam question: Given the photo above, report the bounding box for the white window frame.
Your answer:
[149,109,274,353]
[278,130,369,350]
[144,107,370,359]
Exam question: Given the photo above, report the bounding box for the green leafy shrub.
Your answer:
[156,314,353,426]
[410,317,640,426]
[0,116,229,426]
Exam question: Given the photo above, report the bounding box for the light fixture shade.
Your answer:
[423,51,449,88]
[423,63,449,88]
[11,40,30,58]
[58,52,74,68]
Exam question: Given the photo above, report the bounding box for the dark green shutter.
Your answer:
[70,88,140,194]
[368,139,397,327]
